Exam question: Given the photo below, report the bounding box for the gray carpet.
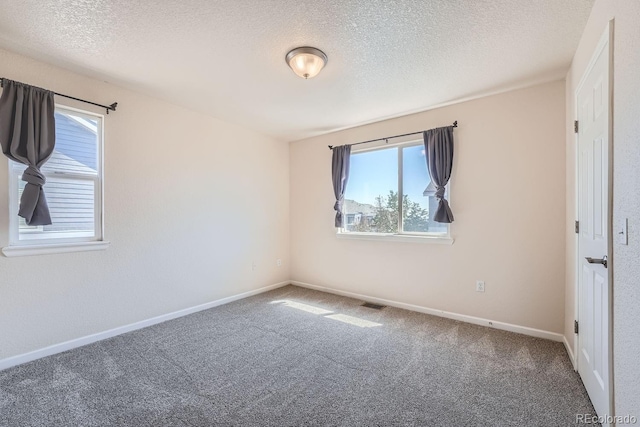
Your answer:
[0,285,597,426]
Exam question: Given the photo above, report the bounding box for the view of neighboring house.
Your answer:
[343,199,375,231]
[345,187,448,233]
[18,112,98,234]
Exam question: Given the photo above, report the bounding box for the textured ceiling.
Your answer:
[0,0,594,141]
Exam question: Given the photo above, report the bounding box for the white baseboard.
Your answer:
[291,281,564,342]
[0,281,290,372]
[563,335,577,370]
[1,280,567,372]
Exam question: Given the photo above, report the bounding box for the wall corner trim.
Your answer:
[563,334,577,370]
[0,281,290,372]
[290,280,564,343]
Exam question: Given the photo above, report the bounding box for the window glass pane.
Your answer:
[344,147,398,233]
[42,111,98,175]
[13,107,101,243]
[402,145,447,233]
[18,176,95,239]
[401,145,430,232]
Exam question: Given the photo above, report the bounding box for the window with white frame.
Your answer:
[342,141,448,236]
[8,105,103,245]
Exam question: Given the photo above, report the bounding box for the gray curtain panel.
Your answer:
[423,126,454,223]
[331,145,351,227]
[0,79,56,225]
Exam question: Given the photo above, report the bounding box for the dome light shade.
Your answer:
[285,47,328,79]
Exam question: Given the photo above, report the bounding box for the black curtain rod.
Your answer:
[1,77,117,114]
[328,121,457,150]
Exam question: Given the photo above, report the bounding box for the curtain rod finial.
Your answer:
[453,121,458,128]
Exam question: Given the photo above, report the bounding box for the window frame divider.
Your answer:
[397,145,404,233]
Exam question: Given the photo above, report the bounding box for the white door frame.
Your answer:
[573,19,615,418]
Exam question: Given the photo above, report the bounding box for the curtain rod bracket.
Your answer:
[107,102,118,114]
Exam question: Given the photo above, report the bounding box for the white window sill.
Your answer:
[2,241,110,257]
[336,232,454,245]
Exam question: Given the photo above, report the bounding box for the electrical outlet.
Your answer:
[276,259,282,267]
[476,281,485,292]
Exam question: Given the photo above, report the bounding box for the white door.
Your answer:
[576,24,612,421]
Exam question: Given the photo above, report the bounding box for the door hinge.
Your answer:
[574,120,579,134]
[575,220,579,234]
[574,320,579,334]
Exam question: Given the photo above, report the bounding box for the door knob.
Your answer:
[585,255,608,268]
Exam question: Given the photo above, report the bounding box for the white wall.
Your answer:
[565,0,640,417]
[0,48,290,360]
[290,81,566,334]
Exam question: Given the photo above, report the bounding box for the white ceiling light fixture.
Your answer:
[285,47,328,79]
